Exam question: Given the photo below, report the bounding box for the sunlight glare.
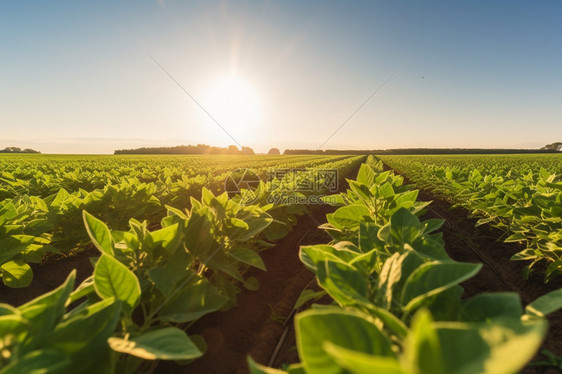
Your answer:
[200,73,263,144]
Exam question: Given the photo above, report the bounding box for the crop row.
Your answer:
[0,153,368,372]
[0,155,364,288]
[251,156,562,374]
[380,154,562,282]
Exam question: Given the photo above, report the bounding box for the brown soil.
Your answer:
[0,247,97,306]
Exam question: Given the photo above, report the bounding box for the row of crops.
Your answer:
[250,157,562,374]
[0,154,363,288]
[380,154,562,282]
[0,154,366,372]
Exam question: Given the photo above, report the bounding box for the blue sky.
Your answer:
[1,1,561,153]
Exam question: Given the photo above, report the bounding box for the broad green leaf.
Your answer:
[68,276,95,304]
[358,222,381,252]
[356,164,376,186]
[1,259,33,288]
[1,349,70,374]
[316,260,369,306]
[229,247,266,271]
[403,309,445,374]
[0,313,28,340]
[401,261,482,311]
[147,249,192,295]
[238,216,273,241]
[51,298,120,352]
[83,211,114,255]
[461,293,522,322]
[526,289,562,317]
[329,205,372,230]
[94,254,140,310]
[0,235,35,264]
[247,357,288,374]
[19,271,76,343]
[296,308,394,374]
[323,343,405,374]
[436,319,546,374]
[392,190,419,211]
[108,327,203,360]
[244,276,260,291]
[389,208,422,245]
[294,289,327,310]
[159,278,228,323]
[363,304,408,339]
[300,245,349,273]
[147,223,181,254]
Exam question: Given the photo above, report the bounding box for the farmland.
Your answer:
[1,153,562,374]
[380,154,562,282]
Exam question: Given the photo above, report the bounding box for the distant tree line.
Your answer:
[283,148,560,155]
[114,144,255,155]
[541,142,562,151]
[0,147,40,154]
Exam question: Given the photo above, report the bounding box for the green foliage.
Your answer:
[0,154,364,288]
[381,154,562,282]
[251,161,562,374]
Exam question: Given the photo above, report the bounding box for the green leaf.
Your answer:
[1,349,70,374]
[68,277,95,304]
[403,309,445,374]
[108,327,203,361]
[323,343,405,374]
[294,289,328,310]
[147,248,192,295]
[299,245,351,273]
[401,261,482,311]
[296,308,394,374]
[94,254,140,310]
[461,293,522,322]
[229,247,266,271]
[356,164,376,186]
[50,298,121,362]
[19,270,76,342]
[389,208,422,245]
[505,233,526,242]
[317,260,369,307]
[83,211,114,255]
[1,260,33,288]
[238,216,273,241]
[159,278,228,323]
[436,319,547,374]
[244,276,260,291]
[330,205,372,230]
[147,223,181,254]
[0,235,35,265]
[362,304,408,339]
[526,289,562,317]
[247,357,288,374]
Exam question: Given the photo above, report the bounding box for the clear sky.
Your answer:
[1,1,561,154]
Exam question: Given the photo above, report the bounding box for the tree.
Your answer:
[267,148,281,155]
[241,146,255,155]
[541,142,562,151]
[0,147,40,153]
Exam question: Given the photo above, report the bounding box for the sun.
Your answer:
[201,73,263,144]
